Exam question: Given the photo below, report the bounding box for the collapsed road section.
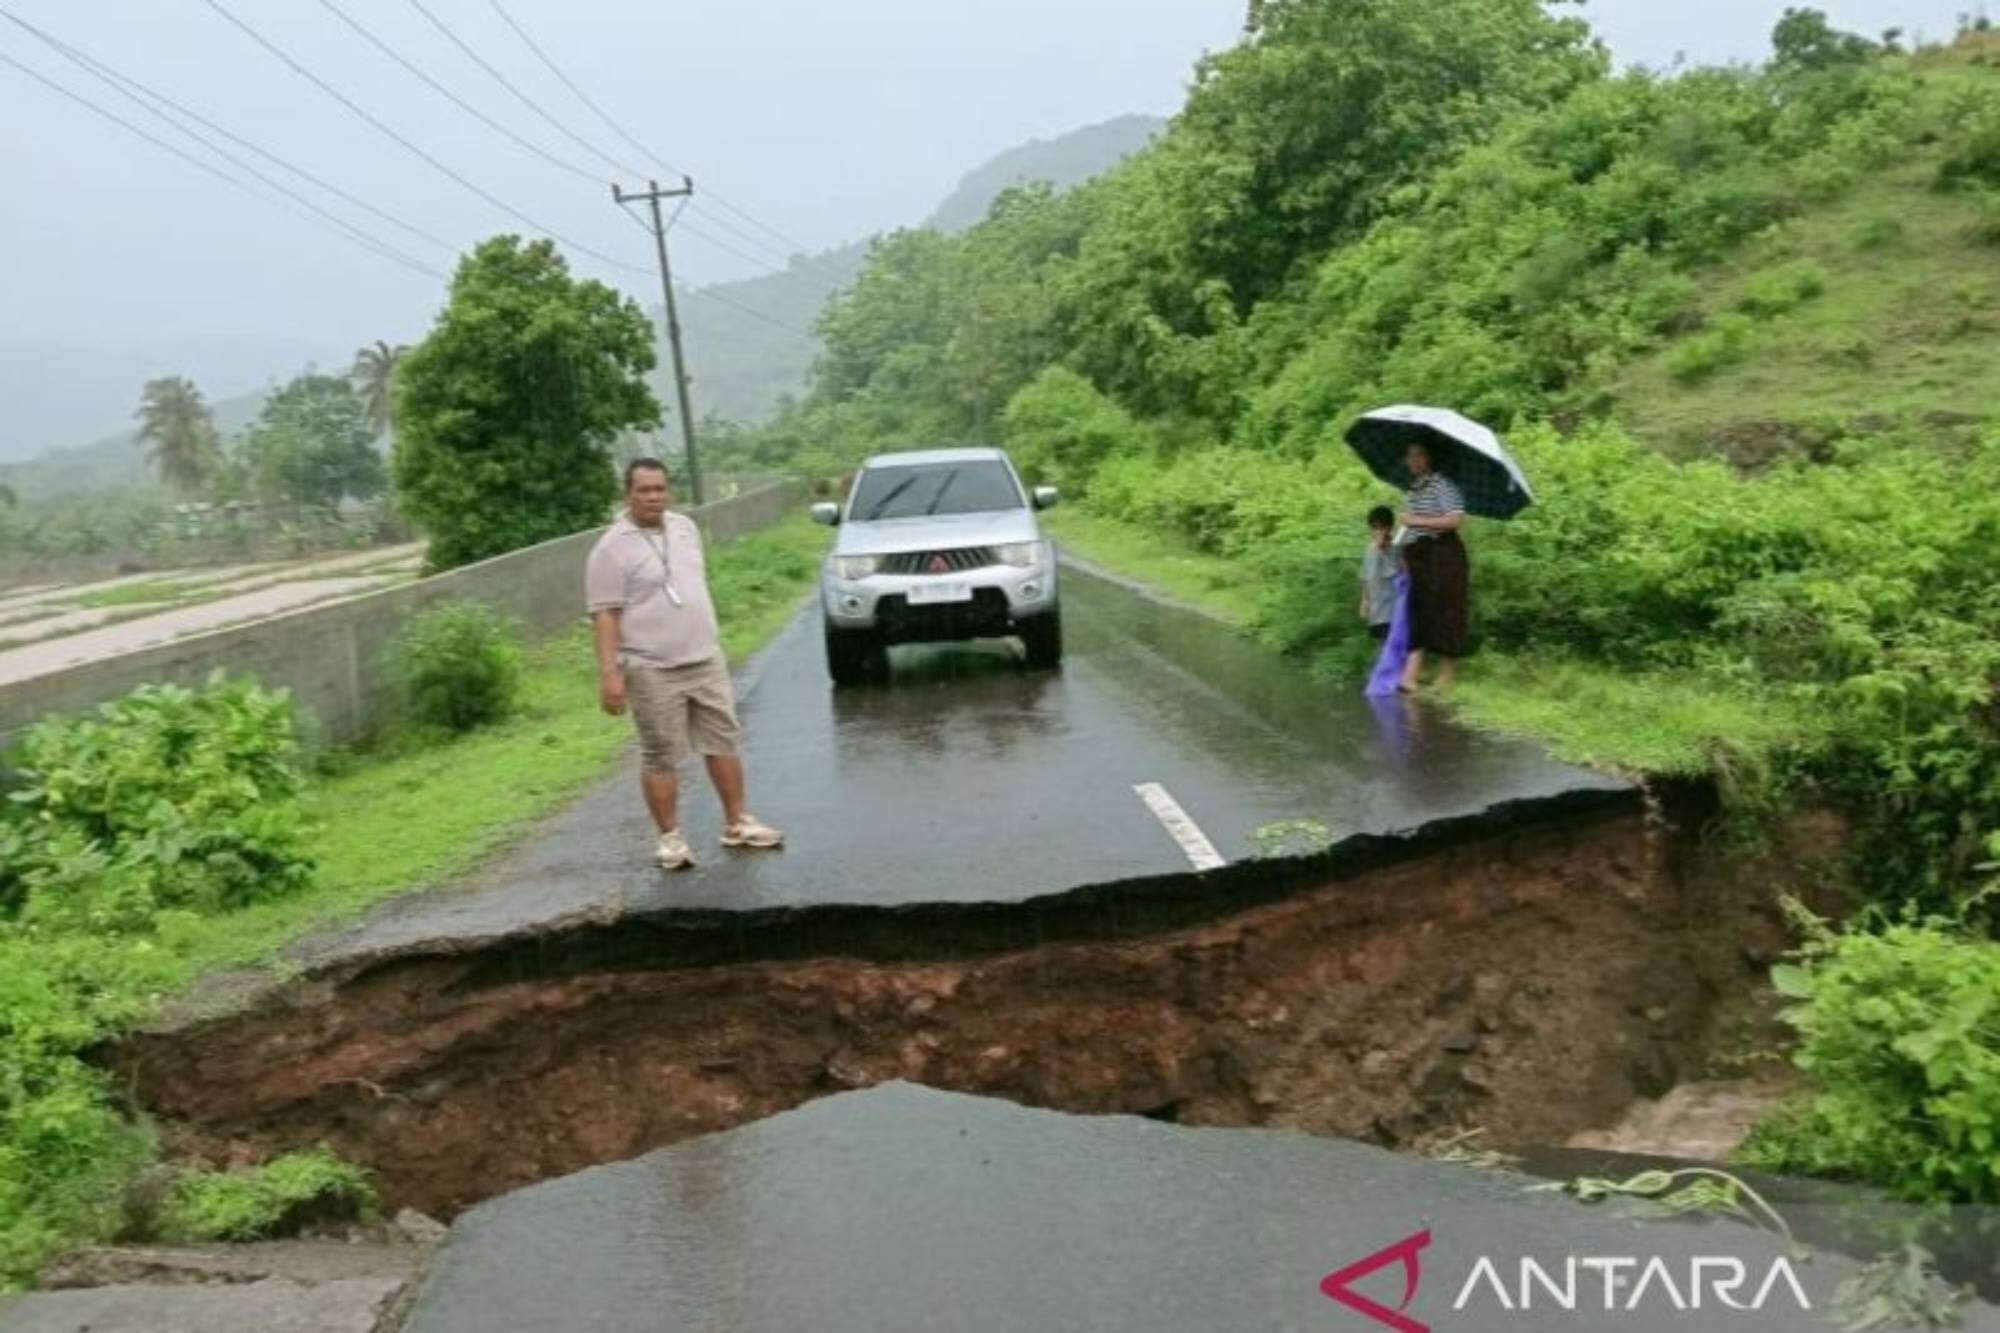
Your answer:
[111,784,1825,1222]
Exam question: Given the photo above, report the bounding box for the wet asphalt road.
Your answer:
[403,1082,2000,1333]
[310,563,1625,960]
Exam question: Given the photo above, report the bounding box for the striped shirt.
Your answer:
[1402,474,1465,541]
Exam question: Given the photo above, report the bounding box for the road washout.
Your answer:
[109,787,1836,1221]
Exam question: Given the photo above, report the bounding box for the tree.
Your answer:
[240,374,384,510]
[393,236,659,570]
[1058,0,1606,413]
[350,339,407,437]
[1771,7,1876,70]
[136,376,220,493]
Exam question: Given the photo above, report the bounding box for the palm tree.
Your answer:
[350,340,407,438]
[135,376,219,493]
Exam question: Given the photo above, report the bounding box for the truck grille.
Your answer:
[879,546,997,575]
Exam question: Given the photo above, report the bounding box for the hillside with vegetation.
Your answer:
[0,390,265,502]
[725,3,2000,1202]
[669,116,1167,427]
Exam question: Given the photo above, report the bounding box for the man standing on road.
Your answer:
[586,458,783,870]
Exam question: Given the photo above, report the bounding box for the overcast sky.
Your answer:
[0,0,1972,448]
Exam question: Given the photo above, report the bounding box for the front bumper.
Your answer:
[821,560,1058,642]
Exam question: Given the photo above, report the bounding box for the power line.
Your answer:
[670,215,844,297]
[609,190,818,341]
[2,5,447,277]
[202,0,652,280]
[686,285,819,341]
[0,43,442,280]
[485,0,846,283]
[316,0,599,188]
[406,0,638,179]
[398,0,835,297]
[0,47,247,191]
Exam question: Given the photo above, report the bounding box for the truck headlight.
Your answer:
[995,541,1046,569]
[833,555,881,580]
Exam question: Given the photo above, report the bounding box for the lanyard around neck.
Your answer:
[636,519,677,596]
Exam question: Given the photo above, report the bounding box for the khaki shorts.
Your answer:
[623,656,741,772]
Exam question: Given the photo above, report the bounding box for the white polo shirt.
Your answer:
[583,511,721,669]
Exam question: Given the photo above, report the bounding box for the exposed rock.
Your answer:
[1567,1077,1795,1162]
[392,1208,449,1247]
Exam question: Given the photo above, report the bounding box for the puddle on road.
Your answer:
[113,796,1833,1222]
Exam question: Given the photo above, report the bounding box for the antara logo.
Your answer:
[1319,1231,1813,1329]
[1320,1229,1431,1333]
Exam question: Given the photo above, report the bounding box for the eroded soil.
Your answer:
[112,800,1838,1221]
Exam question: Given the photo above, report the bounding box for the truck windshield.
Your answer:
[850,461,1023,521]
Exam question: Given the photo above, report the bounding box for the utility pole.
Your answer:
[612,176,703,506]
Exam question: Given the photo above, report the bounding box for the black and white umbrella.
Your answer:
[1344,405,1534,520]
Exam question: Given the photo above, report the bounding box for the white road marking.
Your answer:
[1133,782,1227,872]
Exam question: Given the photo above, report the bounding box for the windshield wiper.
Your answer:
[922,469,960,516]
[861,474,918,520]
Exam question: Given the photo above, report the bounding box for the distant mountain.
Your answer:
[0,389,268,500]
[0,335,343,465]
[673,241,870,435]
[926,115,1165,232]
[671,114,1167,431]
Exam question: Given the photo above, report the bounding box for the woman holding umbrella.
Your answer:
[1395,442,1469,692]
[1346,405,1533,697]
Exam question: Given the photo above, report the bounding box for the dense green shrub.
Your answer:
[1936,84,2000,188]
[158,1148,376,1242]
[1000,367,1149,494]
[391,600,523,733]
[1666,313,1758,382]
[1740,911,2000,1202]
[1,677,313,928]
[0,676,318,1284]
[1737,259,1829,316]
[1971,190,2000,246]
[1850,213,1905,249]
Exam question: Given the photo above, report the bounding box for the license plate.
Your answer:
[906,581,973,605]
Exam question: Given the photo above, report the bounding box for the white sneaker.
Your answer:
[654,829,696,870]
[720,814,784,849]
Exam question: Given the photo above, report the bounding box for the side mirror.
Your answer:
[1032,486,1060,510]
[810,502,841,526]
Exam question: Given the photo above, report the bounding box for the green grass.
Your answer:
[157,1148,376,1243]
[1044,507,1259,627]
[70,577,206,609]
[1608,166,2000,459]
[1448,653,1818,779]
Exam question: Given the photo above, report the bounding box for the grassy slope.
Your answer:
[1608,44,2000,457]
[1609,168,2000,456]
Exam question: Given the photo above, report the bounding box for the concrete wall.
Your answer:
[0,480,804,751]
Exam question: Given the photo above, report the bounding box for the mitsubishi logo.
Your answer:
[927,554,950,573]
